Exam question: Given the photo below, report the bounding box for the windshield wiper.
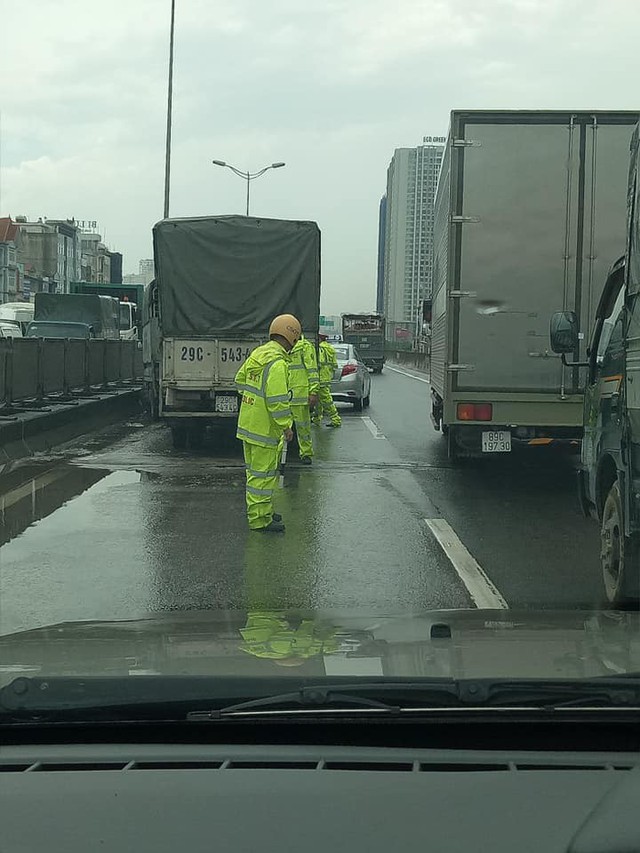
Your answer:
[2,676,639,725]
[186,687,405,720]
[187,678,640,721]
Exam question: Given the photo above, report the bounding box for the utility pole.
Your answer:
[163,0,176,219]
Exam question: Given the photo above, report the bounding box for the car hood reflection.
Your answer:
[1,608,639,685]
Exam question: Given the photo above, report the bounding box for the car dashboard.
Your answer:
[1,741,638,852]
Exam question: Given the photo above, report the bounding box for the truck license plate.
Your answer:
[482,431,511,453]
[215,395,238,413]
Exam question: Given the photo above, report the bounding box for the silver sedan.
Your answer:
[329,343,372,411]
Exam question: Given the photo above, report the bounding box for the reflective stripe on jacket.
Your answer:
[289,337,319,403]
[235,340,293,447]
[318,340,338,383]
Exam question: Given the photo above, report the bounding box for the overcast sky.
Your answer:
[1,0,639,313]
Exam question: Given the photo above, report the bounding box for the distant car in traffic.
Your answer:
[330,343,371,412]
[0,320,23,338]
[25,321,95,340]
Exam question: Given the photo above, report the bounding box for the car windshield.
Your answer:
[3,3,640,723]
[26,322,89,339]
[119,303,132,330]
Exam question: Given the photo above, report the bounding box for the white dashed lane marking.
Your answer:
[385,364,431,384]
[424,518,509,609]
[359,416,387,440]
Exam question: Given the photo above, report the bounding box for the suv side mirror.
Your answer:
[550,311,579,354]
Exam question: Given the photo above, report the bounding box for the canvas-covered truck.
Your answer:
[431,110,639,460]
[145,215,321,448]
[71,283,142,340]
[33,293,120,339]
[341,313,385,372]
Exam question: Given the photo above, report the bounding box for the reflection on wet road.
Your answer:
[0,369,603,635]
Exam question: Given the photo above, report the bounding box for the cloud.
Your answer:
[2,0,640,308]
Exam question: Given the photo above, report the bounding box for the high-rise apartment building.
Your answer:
[376,195,386,315]
[123,259,155,287]
[381,137,445,337]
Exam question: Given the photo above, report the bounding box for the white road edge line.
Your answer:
[424,518,509,610]
[359,416,387,440]
[385,364,431,384]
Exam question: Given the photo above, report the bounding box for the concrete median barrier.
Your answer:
[0,338,144,461]
[0,338,143,407]
[9,339,40,403]
[64,339,89,394]
[42,339,66,396]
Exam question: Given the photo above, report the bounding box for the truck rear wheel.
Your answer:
[189,423,206,448]
[601,481,640,607]
[171,425,187,450]
[446,427,458,461]
[146,383,159,421]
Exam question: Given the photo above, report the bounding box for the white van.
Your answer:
[0,302,34,334]
[119,301,139,340]
[0,320,23,338]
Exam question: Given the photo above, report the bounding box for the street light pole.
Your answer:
[163,0,176,219]
[211,161,286,216]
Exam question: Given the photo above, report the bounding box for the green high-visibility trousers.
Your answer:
[291,403,313,459]
[243,442,280,529]
[313,383,341,426]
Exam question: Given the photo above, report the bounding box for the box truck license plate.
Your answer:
[215,395,238,413]
[482,431,511,453]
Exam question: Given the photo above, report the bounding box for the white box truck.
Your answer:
[430,110,639,459]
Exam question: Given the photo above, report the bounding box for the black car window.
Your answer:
[597,287,625,373]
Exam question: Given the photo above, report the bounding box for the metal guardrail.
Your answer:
[389,350,430,374]
[0,338,143,408]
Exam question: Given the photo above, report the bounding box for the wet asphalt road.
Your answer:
[0,366,603,636]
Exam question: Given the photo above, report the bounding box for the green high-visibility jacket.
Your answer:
[318,340,338,384]
[239,612,340,660]
[235,340,293,447]
[289,336,319,404]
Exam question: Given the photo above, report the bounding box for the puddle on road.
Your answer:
[0,463,114,546]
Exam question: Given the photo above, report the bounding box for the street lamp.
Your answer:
[211,160,286,216]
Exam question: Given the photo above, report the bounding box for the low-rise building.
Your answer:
[0,217,20,303]
[15,217,81,295]
[80,232,112,283]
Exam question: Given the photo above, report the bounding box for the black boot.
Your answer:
[259,519,286,533]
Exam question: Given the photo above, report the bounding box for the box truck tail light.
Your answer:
[457,403,493,421]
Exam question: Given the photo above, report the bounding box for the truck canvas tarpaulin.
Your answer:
[153,216,321,337]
